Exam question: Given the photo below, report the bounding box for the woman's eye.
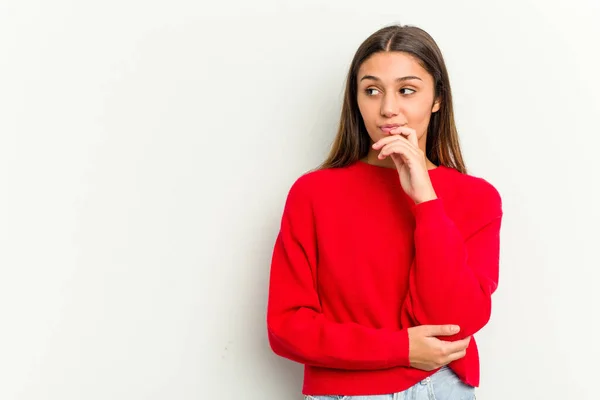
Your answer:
[365,88,415,96]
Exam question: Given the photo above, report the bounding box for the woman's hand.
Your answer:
[407,325,471,371]
[372,127,437,204]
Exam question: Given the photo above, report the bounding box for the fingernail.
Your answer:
[451,325,459,333]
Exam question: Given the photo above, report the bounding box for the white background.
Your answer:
[1,0,599,399]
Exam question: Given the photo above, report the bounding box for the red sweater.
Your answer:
[266,160,503,396]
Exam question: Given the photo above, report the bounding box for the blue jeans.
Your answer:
[304,366,476,400]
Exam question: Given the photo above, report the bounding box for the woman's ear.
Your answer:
[432,98,441,113]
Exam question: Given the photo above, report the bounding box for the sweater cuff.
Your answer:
[390,329,411,367]
[411,198,447,227]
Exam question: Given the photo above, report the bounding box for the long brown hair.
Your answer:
[318,24,467,174]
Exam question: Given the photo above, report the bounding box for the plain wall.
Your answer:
[1,0,599,399]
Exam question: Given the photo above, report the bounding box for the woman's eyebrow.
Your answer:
[359,75,423,82]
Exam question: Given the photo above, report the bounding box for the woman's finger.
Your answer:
[379,139,420,159]
[444,349,467,364]
[372,135,401,149]
[373,133,418,151]
[378,142,407,159]
[390,126,419,148]
[444,336,471,355]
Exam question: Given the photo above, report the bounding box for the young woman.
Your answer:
[266,24,502,400]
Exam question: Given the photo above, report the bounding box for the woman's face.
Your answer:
[356,51,440,158]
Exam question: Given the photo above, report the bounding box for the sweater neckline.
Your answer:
[355,160,445,176]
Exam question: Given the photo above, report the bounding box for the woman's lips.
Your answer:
[379,124,400,133]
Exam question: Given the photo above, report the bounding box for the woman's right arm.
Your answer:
[266,177,467,371]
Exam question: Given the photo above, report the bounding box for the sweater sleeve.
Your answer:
[266,177,410,370]
[401,183,503,340]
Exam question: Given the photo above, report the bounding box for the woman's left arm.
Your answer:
[403,194,503,341]
[374,127,503,341]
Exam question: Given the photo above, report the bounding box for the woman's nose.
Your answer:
[381,94,400,117]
